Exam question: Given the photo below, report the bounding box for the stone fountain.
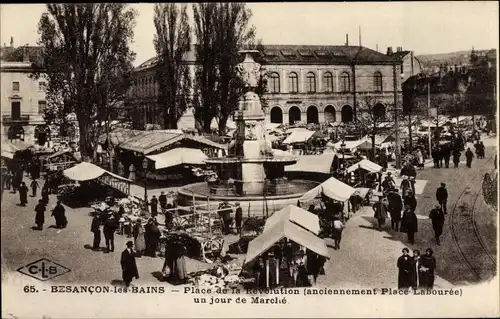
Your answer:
[177,50,318,215]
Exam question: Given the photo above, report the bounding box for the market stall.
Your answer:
[243,218,329,288]
[298,177,357,220]
[263,205,320,235]
[44,149,81,172]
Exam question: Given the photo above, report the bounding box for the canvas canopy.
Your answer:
[333,139,371,151]
[299,177,356,203]
[63,162,131,182]
[346,159,383,173]
[146,148,208,170]
[282,129,315,144]
[244,219,329,266]
[285,154,335,174]
[264,205,320,235]
[1,151,14,159]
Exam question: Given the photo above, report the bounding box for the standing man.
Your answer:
[332,216,344,250]
[442,144,451,168]
[91,213,102,250]
[436,183,448,214]
[235,202,243,235]
[19,181,29,206]
[465,148,474,168]
[452,150,461,168]
[34,199,46,230]
[373,196,388,231]
[402,205,418,244]
[52,200,67,228]
[158,191,167,212]
[30,179,39,197]
[120,241,139,288]
[387,191,403,231]
[150,195,158,217]
[103,214,118,252]
[429,204,445,245]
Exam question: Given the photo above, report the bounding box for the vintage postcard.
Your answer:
[1,1,499,318]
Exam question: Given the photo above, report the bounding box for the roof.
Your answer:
[146,148,208,170]
[333,139,372,150]
[134,44,399,72]
[63,162,131,182]
[263,205,320,235]
[282,129,315,144]
[2,140,33,153]
[299,177,356,202]
[347,159,383,173]
[118,131,227,154]
[285,153,335,174]
[392,50,412,59]
[46,149,78,161]
[244,219,329,266]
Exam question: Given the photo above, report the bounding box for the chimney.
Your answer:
[387,46,393,55]
[345,34,349,46]
[23,45,29,62]
[10,37,13,47]
[397,47,402,52]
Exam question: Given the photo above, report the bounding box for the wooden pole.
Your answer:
[192,191,196,227]
[208,196,211,236]
[276,256,280,285]
[265,257,270,288]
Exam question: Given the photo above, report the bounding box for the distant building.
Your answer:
[125,42,415,129]
[1,41,49,145]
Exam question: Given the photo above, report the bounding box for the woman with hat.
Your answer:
[400,176,411,197]
[120,241,139,288]
[397,248,413,289]
[418,248,437,288]
[133,218,146,256]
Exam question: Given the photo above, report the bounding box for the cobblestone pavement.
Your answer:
[1,136,497,288]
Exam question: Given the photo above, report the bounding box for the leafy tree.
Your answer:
[153,3,192,129]
[32,4,136,159]
[192,3,256,134]
[355,96,388,160]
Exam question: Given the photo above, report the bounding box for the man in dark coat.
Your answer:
[465,148,474,168]
[435,182,448,214]
[91,213,102,250]
[145,218,161,257]
[103,214,118,252]
[121,241,139,288]
[5,170,13,190]
[432,146,441,168]
[452,150,461,168]
[150,195,158,217]
[429,204,445,245]
[34,199,46,230]
[235,202,243,234]
[52,200,67,228]
[158,191,167,211]
[387,191,403,231]
[19,181,28,206]
[402,206,418,244]
[397,248,413,289]
[41,186,49,205]
[373,196,388,231]
[442,144,451,168]
[30,179,39,197]
[403,192,417,213]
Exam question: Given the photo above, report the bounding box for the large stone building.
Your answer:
[0,42,49,145]
[125,44,418,129]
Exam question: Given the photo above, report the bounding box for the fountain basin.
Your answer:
[177,179,319,217]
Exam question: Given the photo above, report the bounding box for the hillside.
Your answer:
[416,49,491,69]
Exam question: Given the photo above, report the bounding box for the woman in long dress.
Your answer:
[133,220,146,255]
[410,249,421,289]
[397,248,413,289]
[172,241,187,283]
[419,248,437,288]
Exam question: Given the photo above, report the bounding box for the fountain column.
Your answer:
[233,50,269,196]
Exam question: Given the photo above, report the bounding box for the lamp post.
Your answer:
[142,157,149,206]
[340,140,346,179]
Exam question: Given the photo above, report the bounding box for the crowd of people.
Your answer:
[397,247,437,289]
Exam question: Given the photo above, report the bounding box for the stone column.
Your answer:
[336,109,342,123]
[317,69,322,92]
[334,70,339,93]
[300,68,304,93]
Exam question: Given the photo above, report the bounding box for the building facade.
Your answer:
[125,44,415,128]
[0,60,49,145]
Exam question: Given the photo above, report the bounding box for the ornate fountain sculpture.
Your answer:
[178,50,317,215]
[205,50,297,196]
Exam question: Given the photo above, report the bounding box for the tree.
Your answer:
[192,3,256,134]
[153,3,192,129]
[32,4,136,159]
[355,96,388,160]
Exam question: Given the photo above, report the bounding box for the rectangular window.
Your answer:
[11,102,21,120]
[12,82,20,92]
[38,101,47,114]
[39,81,47,91]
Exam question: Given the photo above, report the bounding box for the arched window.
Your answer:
[288,72,299,93]
[267,72,280,93]
[340,72,350,92]
[323,72,333,92]
[270,106,283,123]
[306,72,316,93]
[374,72,383,92]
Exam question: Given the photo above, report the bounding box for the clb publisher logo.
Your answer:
[17,258,71,281]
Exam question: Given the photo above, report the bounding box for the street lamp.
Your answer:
[142,157,149,205]
[340,140,346,178]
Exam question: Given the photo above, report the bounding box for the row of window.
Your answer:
[266,71,384,94]
[11,81,47,92]
[10,101,46,120]
[133,76,156,96]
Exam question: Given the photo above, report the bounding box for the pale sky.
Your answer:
[1,2,498,66]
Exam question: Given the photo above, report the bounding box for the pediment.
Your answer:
[9,94,22,100]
